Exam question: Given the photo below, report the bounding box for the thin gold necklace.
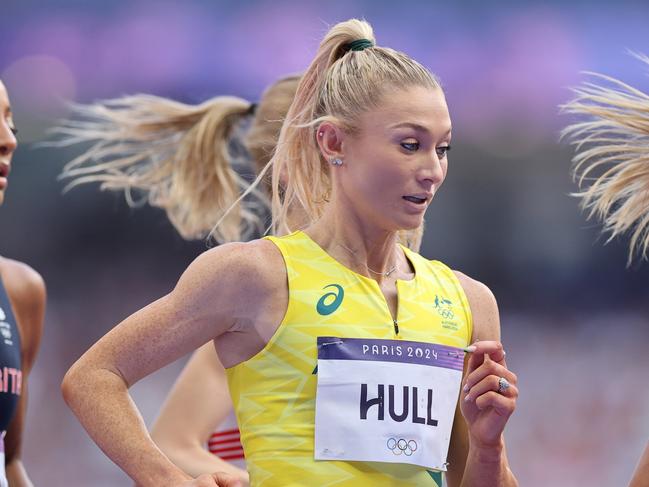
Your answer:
[335,242,399,277]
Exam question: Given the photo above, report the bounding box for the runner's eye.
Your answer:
[401,141,420,152]
[436,145,451,158]
[5,116,17,136]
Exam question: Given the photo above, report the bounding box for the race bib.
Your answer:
[314,337,464,471]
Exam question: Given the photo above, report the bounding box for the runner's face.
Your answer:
[0,81,18,206]
[338,85,451,231]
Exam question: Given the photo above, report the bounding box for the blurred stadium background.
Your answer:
[1,1,648,485]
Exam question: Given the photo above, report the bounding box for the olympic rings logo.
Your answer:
[386,437,418,456]
[438,308,454,320]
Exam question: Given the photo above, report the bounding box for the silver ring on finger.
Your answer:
[497,376,510,394]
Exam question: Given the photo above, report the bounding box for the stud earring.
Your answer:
[330,157,343,166]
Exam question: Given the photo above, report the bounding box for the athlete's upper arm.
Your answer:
[72,240,275,388]
[0,259,46,467]
[445,270,501,487]
[453,270,500,342]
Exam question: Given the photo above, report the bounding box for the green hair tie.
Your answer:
[345,39,374,52]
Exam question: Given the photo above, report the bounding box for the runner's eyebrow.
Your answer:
[390,122,429,132]
[388,123,452,137]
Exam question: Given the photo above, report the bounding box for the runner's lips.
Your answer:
[402,194,431,204]
[0,163,9,178]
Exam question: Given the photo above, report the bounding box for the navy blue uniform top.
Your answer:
[0,276,22,433]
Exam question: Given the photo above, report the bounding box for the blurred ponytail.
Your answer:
[55,94,267,241]
[561,53,649,263]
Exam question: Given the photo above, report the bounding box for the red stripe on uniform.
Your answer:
[210,428,240,437]
[208,428,244,460]
[209,437,241,447]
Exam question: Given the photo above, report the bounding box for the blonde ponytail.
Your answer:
[562,53,649,263]
[54,94,266,241]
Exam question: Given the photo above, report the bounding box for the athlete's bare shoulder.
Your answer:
[186,238,285,291]
[0,256,46,368]
[173,238,287,321]
[451,271,494,307]
[0,256,46,315]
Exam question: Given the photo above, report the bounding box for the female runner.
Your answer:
[61,19,519,487]
[0,80,46,486]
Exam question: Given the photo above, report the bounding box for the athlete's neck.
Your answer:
[305,208,408,283]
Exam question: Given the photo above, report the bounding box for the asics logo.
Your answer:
[316,284,344,315]
[386,437,418,456]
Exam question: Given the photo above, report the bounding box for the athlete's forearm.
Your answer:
[460,436,517,487]
[62,364,191,487]
[5,459,33,487]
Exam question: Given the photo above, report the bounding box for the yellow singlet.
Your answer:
[226,231,473,486]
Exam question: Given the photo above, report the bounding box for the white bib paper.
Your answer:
[314,337,464,471]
